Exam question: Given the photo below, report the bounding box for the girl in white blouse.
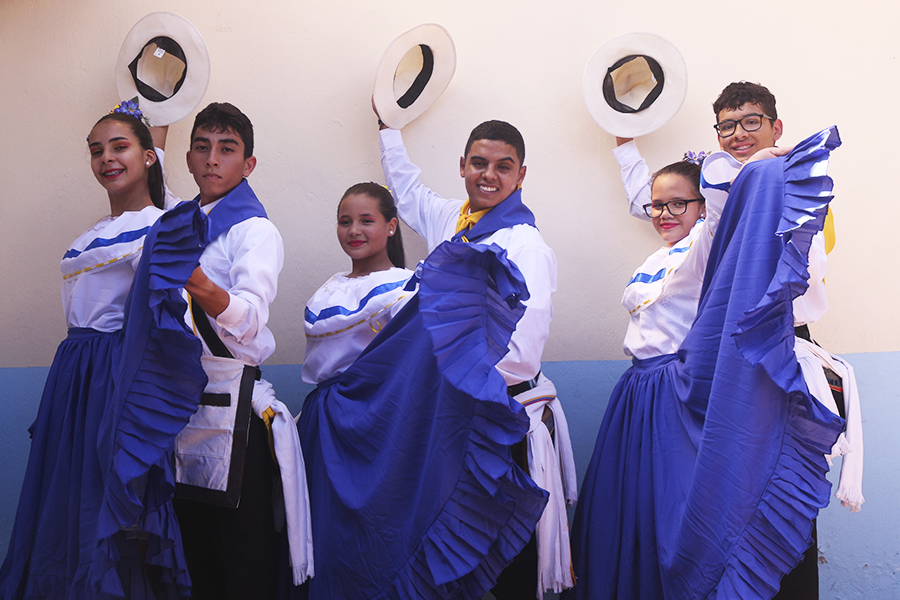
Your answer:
[567,156,726,600]
[302,182,413,384]
[0,105,195,598]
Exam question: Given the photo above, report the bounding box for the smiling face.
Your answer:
[337,193,399,277]
[459,139,526,212]
[716,102,783,162]
[88,120,155,207]
[650,173,704,246]
[186,126,256,206]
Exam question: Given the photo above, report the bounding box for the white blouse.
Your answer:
[620,152,730,359]
[302,267,414,384]
[60,205,163,332]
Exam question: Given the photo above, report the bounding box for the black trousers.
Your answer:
[174,412,278,600]
[773,520,819,600]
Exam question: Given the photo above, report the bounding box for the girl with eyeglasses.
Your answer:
[566,154,730,600]
[621,157,723,365]
[568,123,848,600]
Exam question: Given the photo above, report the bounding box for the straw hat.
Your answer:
[115,12,210,126]
[373,24,456,129]
[583,32,687,137]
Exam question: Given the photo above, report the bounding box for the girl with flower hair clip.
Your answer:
[0,101,206,599]
[569,120,847,599]
[566,151,728,599]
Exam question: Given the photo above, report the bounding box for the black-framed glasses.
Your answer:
[642,198,703,218]
[714,113,774,138]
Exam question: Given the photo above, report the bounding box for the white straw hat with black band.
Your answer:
[583,32,687,138]
[373,24,456,130]
[115,12,211,126]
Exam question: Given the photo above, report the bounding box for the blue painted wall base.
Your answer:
[1,354,897,598]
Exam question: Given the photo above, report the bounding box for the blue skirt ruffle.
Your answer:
[567,127,845,600]
[297,242,549,600]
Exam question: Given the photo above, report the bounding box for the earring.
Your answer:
[146,162,150,166]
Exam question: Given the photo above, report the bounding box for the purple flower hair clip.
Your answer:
[683,150,710,166]
[112,97,152,127]
[87,97,153,143]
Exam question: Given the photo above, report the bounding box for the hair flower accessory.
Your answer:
[683,150,709,166]
[112,97,152,127]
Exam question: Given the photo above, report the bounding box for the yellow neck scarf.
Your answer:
[455,200,490,240]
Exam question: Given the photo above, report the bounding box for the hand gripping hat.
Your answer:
[373,24,456,129]
[115,12,211,126]
[583,32,687,138]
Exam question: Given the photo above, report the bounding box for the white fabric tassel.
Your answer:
[795,338,865,512]
[517,375,577,598]
[252,381,315,583]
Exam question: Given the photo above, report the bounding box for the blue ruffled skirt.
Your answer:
[297,242,549,600]
[0,329,120,599]
[567,127,845,600]
[0,202,208,599]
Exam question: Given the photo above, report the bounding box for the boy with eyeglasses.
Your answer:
[613,82,845,600]
[615,80,828,336]
[615,81,782,214]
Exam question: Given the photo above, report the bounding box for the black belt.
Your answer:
[507,371,541,397]
[795,324,811,341]
[795,325,846,419]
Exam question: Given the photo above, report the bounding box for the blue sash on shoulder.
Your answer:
[450,188,536,243]
[196,178,268,242]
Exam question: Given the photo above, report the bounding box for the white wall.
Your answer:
[1,0,895,368]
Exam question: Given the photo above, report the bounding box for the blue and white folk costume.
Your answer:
[0,202,208,599]
[702,151,864,516]
[380,129,577,599]
[171,180,313,594]
[566,127,846,600]
[613,139,831,326]
[296,240,549,600]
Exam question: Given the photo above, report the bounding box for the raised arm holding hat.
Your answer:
[568,42,859,598]
[373,26,577,599]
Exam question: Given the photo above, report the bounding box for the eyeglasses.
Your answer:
[713,113,774,138]
[642,198,703,218]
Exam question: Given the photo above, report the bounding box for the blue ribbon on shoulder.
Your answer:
[450,188,536,243]
[195,179,268,242]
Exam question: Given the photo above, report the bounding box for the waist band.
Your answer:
[507,370,541,397]
[630,353,679,373]
[66,327,118,339]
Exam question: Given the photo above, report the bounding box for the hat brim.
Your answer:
[115,12,210,127]
[583,32,687,138]
[373,24,456,130]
